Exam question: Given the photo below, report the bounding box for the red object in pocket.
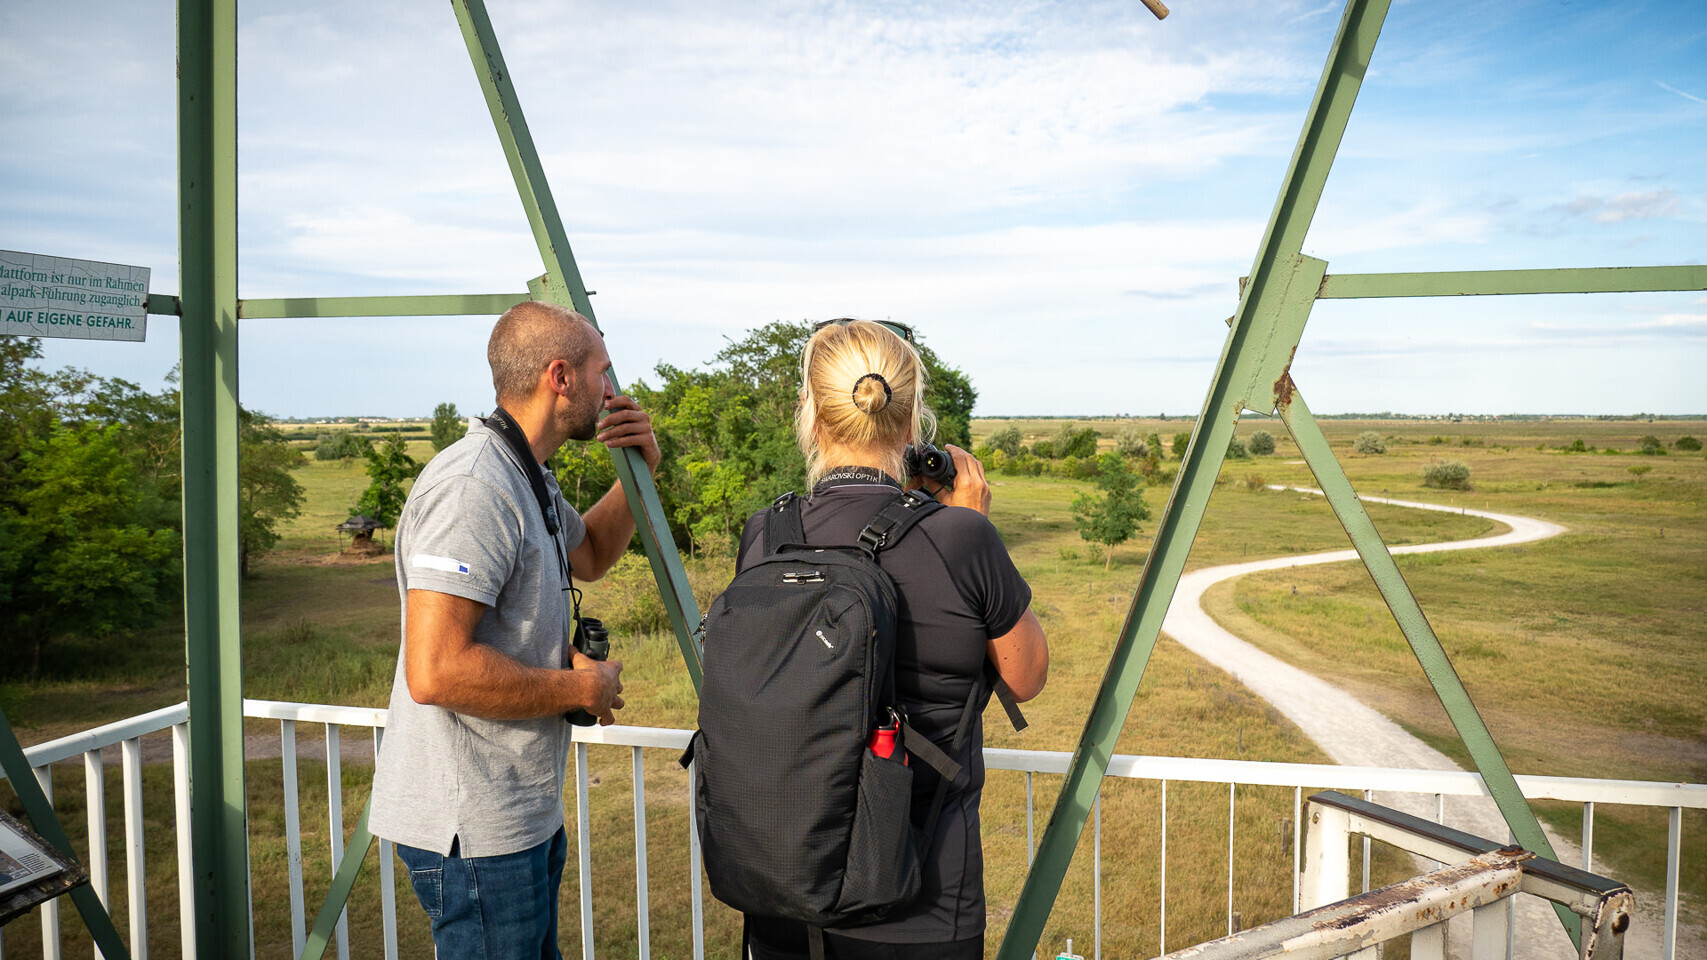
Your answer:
[868,723,906,764]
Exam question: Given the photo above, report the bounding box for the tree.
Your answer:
[918,345,977,449]
[1247,430,1276,456]
[1071,453,1151,571]
[1051,424,1099,459]
[988,426,1023,456]
[239,410,306,577]
[1114,426,1149,458]
[431,401,468,452]
[1171,432,1190,458]
[356,433,419,530]
[1,422,179,679]
[632,320,980,555]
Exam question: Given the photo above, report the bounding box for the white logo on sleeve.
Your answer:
[413,554,470,575]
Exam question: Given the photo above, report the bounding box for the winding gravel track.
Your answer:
[1160,488,1684,958]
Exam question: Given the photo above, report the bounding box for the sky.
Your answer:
[2,0,1704,418]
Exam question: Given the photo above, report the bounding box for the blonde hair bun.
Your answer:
[851,373,892,415]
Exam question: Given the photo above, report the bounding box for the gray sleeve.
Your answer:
[400,474,525,606]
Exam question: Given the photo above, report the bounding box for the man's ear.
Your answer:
[546,358,575,398]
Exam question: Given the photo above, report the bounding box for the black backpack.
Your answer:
[681,489,1003,945]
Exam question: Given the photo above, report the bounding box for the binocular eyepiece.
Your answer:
[903,441,956,487]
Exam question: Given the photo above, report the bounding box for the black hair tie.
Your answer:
[851,372,892,410]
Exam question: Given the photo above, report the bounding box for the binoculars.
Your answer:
[904,441,956,486]
[566,616,610,727]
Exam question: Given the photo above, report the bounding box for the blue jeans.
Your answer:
[396,828,568,960]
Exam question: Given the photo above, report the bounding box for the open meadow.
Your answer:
[3,416,1702,957]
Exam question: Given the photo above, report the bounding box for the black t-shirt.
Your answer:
[736,478,1032,944]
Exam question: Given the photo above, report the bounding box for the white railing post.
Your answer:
[1470,897,1512,959]
[280,719,305,958]
[374,728,397,960]
[1411,921,1446,960]
[121,738,147,959]
[1664,805,1681,960]
[325,724,349,960]
[687,758,704,960]
[632,746,650,960]
[172,723,196,960]
[35,764,61,960]
[1302,799,1350,910]
[1581,800,1594,872]
[1092,790,1101,960]
[83,749,108,960]
[576,741,594,960]
[1226,782,1235,934]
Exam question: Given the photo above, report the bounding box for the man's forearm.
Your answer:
[575,481,638,580]
[412,641,601,720]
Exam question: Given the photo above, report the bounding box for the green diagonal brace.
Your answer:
[995,2,1391,956]
[1275,382,1581,945]
[297,799,374,960]
[0,710,133,960]
[453,0,704,687]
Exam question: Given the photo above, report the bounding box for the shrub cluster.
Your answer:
[1354,431,1387,455]
[1676,435,1701,451]
[314,432,372,461]
[1247,430,1275,456]
[1422,458,1471,490]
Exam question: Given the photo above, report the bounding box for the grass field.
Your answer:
[3,415,1701,957]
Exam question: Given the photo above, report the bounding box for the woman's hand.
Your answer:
[931,444,992,515]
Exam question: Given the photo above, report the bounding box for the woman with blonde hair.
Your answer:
[735,318,1049,960]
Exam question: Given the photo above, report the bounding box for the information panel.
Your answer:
[0,249,150,342]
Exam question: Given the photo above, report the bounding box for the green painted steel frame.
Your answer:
[997,3,1707,958]
[165,0,708,954]
[149,0,1707,955]
[178,0,253,956]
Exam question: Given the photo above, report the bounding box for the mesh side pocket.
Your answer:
[833,748,921,920]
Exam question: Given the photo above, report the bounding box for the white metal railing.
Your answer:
[0,702,194,960]
[3,704,1701,960]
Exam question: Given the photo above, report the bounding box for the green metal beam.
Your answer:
[297,801,373,960]
[1317,264,1707,299]
[178,0,252,955]
[1275,381,1582,946]
[238,293,531,319]
[997,4,1392,956]
[453,0,704,685]
[0,711,133,959]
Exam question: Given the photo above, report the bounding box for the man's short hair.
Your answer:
[487,301,599,405]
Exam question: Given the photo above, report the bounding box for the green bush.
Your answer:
[1171,432,1190,458]
[1226,436,1249,459]
[987,426,1023,456]
[1676,435,1702,451]
[1247,430,1275,456]
[1639,435,1667,456]
[1422,459,1471,490]
[1052,425,1100,459]
[1354,431,1387,455]
[1029,439,1054,459]
[1115,426,1149,459]
[314,432,371,461]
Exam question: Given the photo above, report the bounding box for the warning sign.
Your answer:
[0,249,150,342]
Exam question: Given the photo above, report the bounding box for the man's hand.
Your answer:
[597,395,660,473]
[932,444,993,515]
[571,650,626,725]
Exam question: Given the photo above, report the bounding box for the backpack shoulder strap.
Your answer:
[763,492,806,554]
[856,489,942,555]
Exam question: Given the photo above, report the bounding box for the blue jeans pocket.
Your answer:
[396,845,445,919]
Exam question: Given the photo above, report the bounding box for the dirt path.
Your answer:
[1163,487,1694,958]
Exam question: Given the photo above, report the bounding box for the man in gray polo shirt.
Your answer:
[370,301,657,958]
